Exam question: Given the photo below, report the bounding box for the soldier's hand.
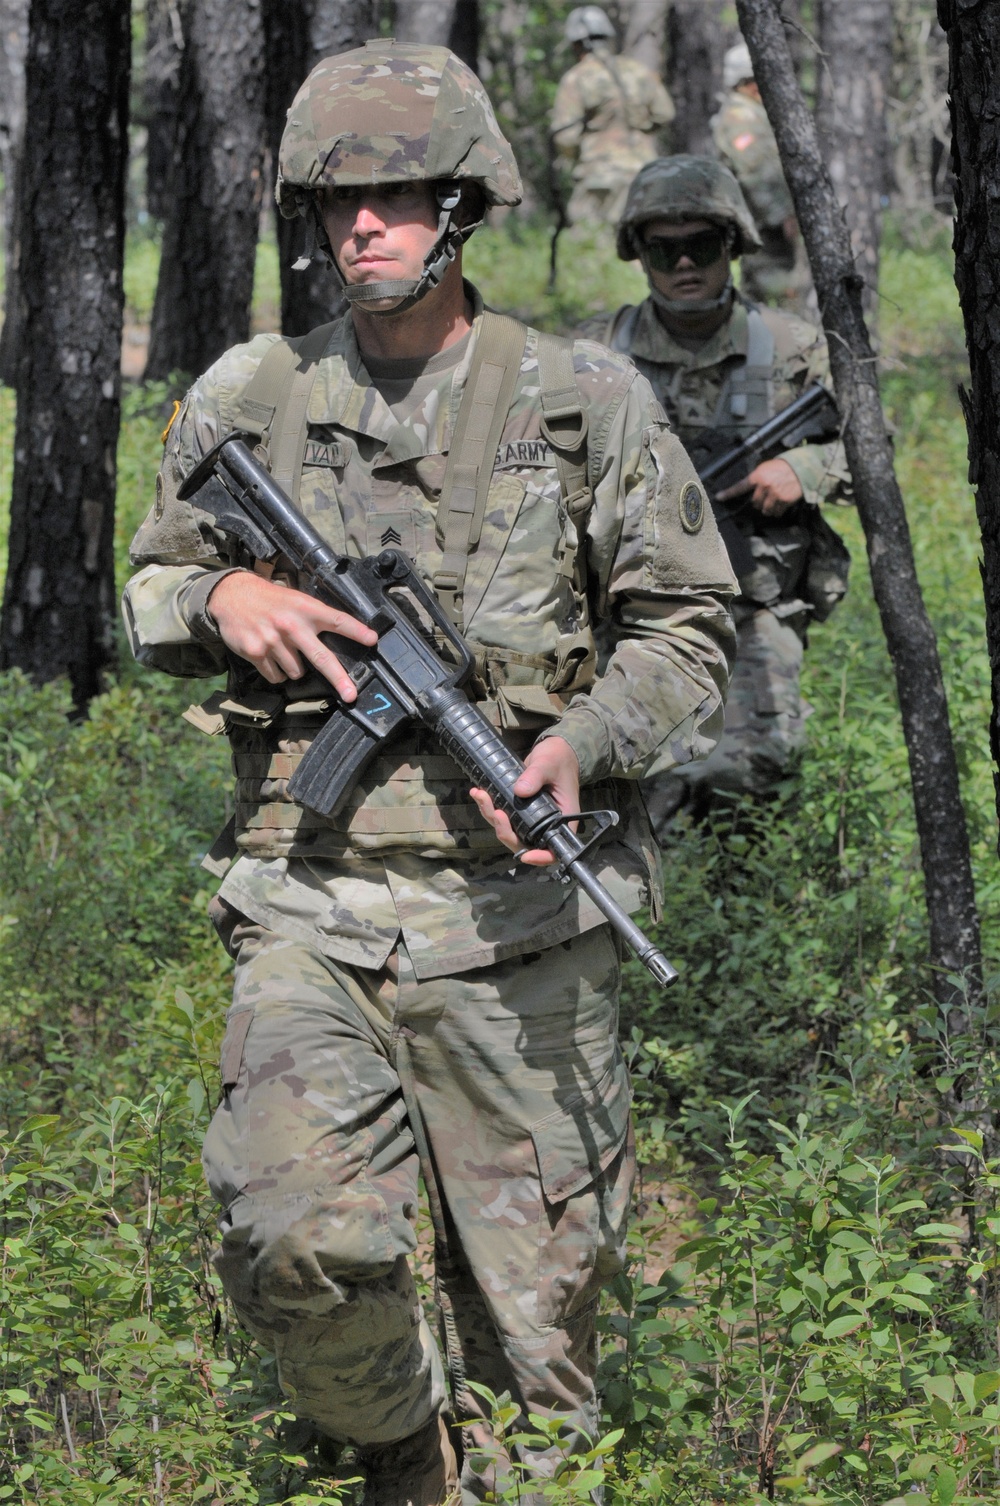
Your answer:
[207,570,378,701]
[716,457,803,518]
[469,736,580,867]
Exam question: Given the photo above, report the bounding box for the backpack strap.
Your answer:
[537,330,593,585]
[236,320,339,497]
[713,305,775,428]
[433,311,528,627]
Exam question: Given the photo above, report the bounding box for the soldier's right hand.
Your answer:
[206,570,378,702]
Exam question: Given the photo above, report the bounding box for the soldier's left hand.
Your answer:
[716,456,803,518]
[469,736,580,866]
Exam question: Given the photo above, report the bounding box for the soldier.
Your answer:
[550,5,675,227]
[587,156,851,829]
[122,43,735,1506]
[710,40,813,313]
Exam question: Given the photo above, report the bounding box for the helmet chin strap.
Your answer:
[297,184,480,317]
[648,275,735,318]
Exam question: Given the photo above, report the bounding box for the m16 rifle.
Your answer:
[178,435,678,989]
[692,382,841,577]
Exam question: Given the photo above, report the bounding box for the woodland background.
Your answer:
[1,1,1000,1502]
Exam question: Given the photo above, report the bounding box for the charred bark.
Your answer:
[0,0,29,386]
[736,0,982,1002]
[815,0,893,324]
[144,0,184,223]
[666,1,736,157]
[145,0,266,381]
[1,0,129,706]
[264,0,374,338]
[938,0,1000,853]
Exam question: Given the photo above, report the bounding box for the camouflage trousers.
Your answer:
[644,606,810,833]
[203,899,633,1500]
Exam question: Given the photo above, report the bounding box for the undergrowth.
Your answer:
[0,219,997,1501]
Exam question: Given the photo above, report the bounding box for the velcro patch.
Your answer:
[304,438,350,468]
[494,438,556,469]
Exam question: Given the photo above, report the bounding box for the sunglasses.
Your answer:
[642,226,729,272]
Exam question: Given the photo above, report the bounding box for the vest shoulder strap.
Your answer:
[236,320,338,497]
[713,305,776,427]
[433,311,528,627]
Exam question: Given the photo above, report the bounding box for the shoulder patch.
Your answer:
[733,132,756,151]
[679,479,706,534]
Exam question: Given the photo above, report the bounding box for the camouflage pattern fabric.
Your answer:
[551,45,675,225]
[124,285,737,975]
[276,41,522,217]
[710,90,815,315]
[203,900,631,1498]
[582,292,851,810]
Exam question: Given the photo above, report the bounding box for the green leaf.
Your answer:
[935,1464,958,1506]
[973,1371,1000,1402]
[822,1314,865,1339]
[799,1440,842,1469]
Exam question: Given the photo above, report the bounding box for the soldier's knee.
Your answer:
[214,1182,418,1320]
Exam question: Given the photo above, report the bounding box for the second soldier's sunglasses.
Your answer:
[642,226,729,272]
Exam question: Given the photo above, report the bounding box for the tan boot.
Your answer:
[359,1414,459,1506]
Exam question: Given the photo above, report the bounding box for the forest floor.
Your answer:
[0,216,998,1503]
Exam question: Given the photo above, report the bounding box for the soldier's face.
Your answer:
[641,217,732,304]
[319,183,441,287]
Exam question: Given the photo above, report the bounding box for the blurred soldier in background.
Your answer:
[550,5,675,227]
[711,41,814,314]
[585,157,851,829]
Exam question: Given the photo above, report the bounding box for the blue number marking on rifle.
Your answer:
[370,693,392,714]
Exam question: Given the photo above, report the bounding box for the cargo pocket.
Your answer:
[202,1004,254,1211]
[531,1055,634,1329]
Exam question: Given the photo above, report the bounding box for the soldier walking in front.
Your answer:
[586,156,851,831]
[550,5,675,228]
[122,44,736,1506]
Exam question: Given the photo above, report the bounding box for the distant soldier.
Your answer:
[711,41,814,313]
[550,5,675,227]
[585,157,852,826]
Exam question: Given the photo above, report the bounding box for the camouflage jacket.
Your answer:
[123,287,735,976]
[710,90,793,232]
[551,45,675,185]
[580,295,852,619]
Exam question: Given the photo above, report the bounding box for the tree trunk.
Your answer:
[666,1,736,157]
[1,0,129,706]
[815,0,893,325]
[938,0,1000,854]
[621,0,668,73]
[264,0,374,339]
[145,0,266,382]
[735,0,982,1004]
[394,0,458,44]
[143,0,184,223]
[0,0,29,387]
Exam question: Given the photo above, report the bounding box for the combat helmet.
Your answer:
[616,155,762,262]
[722,41,754,91]
[564,6,616,45]
[277,40,522,314]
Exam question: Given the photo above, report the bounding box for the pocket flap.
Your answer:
[530,1057,632,1204]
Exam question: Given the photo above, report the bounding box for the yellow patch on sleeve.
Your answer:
[733,132,756,151]
[160,400,182,446]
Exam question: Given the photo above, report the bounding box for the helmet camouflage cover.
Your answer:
[277,40,522,219]
[616,154,763,260]
[564,6,616,44]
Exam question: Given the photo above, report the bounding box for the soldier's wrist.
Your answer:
[186,567,245,645]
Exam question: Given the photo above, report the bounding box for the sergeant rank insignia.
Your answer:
[679,480,705,533]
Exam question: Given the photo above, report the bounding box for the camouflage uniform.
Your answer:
[592,156,851,821]
[124,170,736,1506]
[711,89,814,314]
[551,44,675,226]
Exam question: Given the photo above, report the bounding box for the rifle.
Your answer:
[178,435,678,989]
[692,382,841,577]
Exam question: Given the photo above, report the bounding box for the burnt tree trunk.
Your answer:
[621,0,668,73]
[815,0,893,324]
[1,0,130,705]
[264,0,375,338]
[666,1,736,157]
[145,0,266,381]
[0,0,29,386]
[144,0,185,222]
[939,0,1000,852]
[735,0,982,1003]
